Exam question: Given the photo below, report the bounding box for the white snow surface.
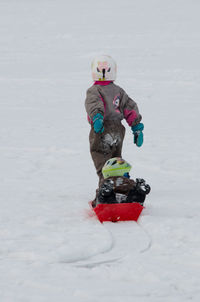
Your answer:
[0,0,200,301]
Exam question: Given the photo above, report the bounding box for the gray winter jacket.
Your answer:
[85,82,142,127]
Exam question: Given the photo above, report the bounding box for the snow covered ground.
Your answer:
[0,0,200,301]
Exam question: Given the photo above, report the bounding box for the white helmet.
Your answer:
[91,55,117,81]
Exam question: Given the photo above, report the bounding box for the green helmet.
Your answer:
[102,157,132,179]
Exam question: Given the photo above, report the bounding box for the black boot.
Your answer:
[97,180,117,204]
[126,179,151,205]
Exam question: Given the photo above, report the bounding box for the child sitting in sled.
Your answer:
[93,157,150,208]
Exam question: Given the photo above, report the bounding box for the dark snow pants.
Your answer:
[89,120,126,186]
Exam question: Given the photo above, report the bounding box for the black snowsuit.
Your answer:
[95,176,150,207]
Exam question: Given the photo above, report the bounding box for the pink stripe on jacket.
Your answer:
[123,109,138,126]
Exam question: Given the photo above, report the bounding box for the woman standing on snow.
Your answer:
[85,55,144,186]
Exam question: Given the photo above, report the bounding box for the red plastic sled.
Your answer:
[89,202,144,223]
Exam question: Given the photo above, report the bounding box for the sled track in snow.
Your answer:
[68,220,152,268]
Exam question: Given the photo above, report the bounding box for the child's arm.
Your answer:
[85,86,105,133]
[85,86,105,121]
[120,88,144,147]
[120,88,142,127]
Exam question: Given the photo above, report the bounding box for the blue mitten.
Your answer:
[131,123,144,147]
[93,113,104,133]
